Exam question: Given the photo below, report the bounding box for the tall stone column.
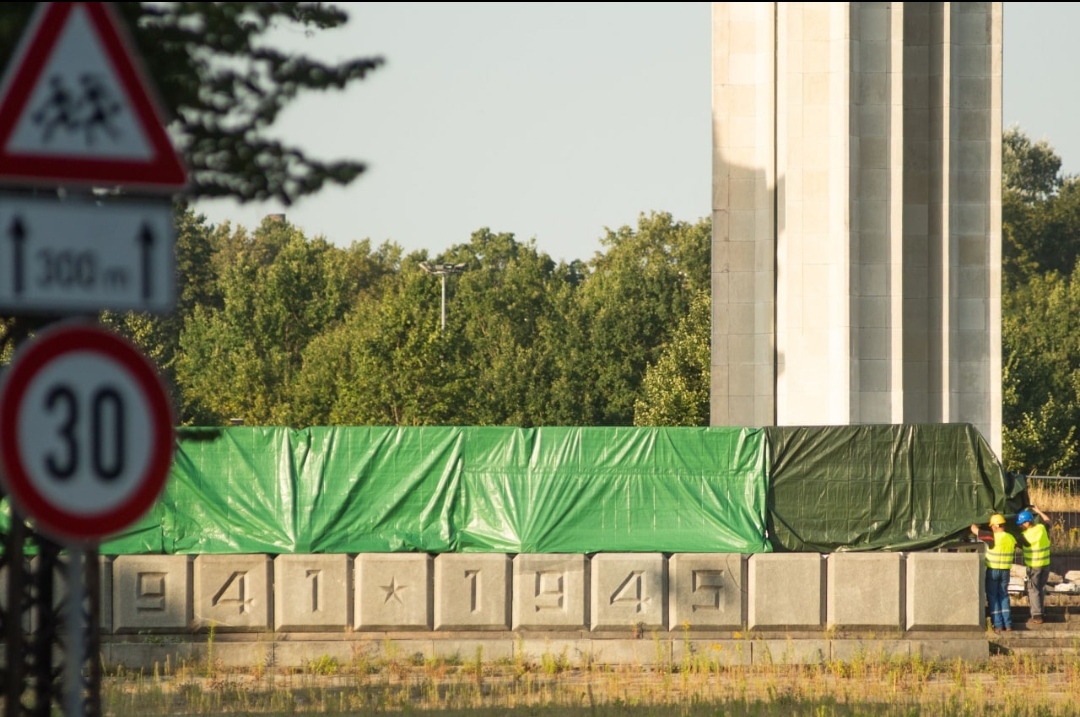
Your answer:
[711,2,1002,454]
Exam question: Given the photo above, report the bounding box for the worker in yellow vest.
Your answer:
[971,514,1016,632]
[1017,506,1053,626]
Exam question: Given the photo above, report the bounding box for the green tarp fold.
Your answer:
[456,427,767,553]
[100,426,770,555]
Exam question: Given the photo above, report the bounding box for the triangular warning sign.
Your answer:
[0,2,186,191]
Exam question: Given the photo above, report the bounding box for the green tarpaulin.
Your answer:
[12,422,1010,555]
[765,424,1025,552]
[100,425,770,555]
[456,427,767,553]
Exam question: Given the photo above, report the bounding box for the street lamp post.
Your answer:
[419,261,467,330]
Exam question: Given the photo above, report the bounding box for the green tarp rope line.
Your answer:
[3,423,1019,555]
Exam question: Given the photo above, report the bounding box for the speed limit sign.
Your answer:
[0,322,174,543]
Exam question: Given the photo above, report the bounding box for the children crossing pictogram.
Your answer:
[32,73,123,146]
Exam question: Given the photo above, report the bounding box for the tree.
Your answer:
[1002,268,1080,475]
[173,217,379,424]
[1001,127,1080,285]
[293,231,587,428]
[103,206,227,409]
[292,255,471,426]
[1003,125,1062,203]
[442,230,583,426]
[573,212,711,424]
[1000,127,1080,475]
[0,3,384,205]
[634,289,711,427]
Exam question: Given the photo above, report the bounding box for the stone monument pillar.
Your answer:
[711,2,1003,453]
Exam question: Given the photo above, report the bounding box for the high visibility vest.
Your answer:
[985,530,1016,570]
[1022,523,1051,568]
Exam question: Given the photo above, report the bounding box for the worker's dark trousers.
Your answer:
[986,568,1011,630]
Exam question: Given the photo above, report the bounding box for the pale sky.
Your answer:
[194,2,1076,264]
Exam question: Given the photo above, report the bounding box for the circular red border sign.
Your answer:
[0,322,174,543]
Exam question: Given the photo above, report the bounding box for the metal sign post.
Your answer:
[65,550,85,717]
[0,323,174,717]
[0,3,186,715]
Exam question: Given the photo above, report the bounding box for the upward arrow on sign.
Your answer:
[0,2,186,191]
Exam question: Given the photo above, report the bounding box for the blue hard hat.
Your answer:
[1017,510,1034,525]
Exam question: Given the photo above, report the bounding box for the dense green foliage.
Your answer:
[1001,128,1080,475]
[108,211,711,428]
[634,289,711,427]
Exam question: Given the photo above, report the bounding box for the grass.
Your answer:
[1048,522,1080,555]
[99,646,1080,716]
[1027,480,1080,515]
[1025,480,1080,554]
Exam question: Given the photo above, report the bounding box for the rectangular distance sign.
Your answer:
[0,193,175,313]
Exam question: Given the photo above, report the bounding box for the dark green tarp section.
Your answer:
[99,426,770,555]
[764,423,1023,552]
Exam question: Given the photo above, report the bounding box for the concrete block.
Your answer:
[668,553,746,630]
[590,553,666,632]
[589,638,671,666]
[831,639,910,663]
[355,553,431,631]
[112,555,191,634]
[516,639,595,668]
[905,552,982,630]
[432,639,514,663]
[826,553,903,629]
[911,639,989,661]
[753,639,828,665]
[434,553,510,630]
[273,640,358,670]
[190,639,274,669]
[273,554,350,632]
[351,638,433,666]
[193,555,271,632]
[512,554,588,630]
[0,557,11,607]
[748,554,825,630]
[0,559,16,628]
[672,639,753,667]
[101,641,198,673]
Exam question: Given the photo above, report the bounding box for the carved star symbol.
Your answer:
[380,576,407,604]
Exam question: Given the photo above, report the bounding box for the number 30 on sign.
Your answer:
[0,322,174,544]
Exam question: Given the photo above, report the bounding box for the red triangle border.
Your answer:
[0,2,187,191]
